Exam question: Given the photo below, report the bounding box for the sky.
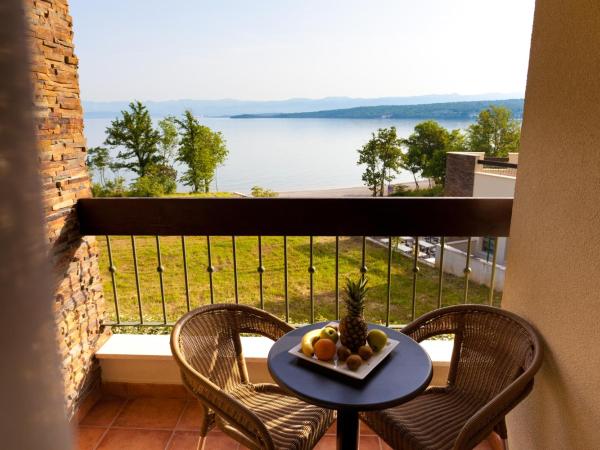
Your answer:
[70,0,536,102]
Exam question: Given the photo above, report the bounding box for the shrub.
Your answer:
[251,186,278,197]
[129,164,177,197]
[390,184,443,197]
[91,177,127,197]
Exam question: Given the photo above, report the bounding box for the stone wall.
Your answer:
[444,152,479,197]
[26,0,106,419]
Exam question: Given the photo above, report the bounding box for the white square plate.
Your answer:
[288,324,399,380]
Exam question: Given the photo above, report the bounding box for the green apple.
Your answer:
[367,329,388,352]
[320,326,339,344]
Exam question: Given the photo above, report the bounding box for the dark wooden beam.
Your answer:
[77,197,513,237]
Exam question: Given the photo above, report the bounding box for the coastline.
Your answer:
[276,180,422,198]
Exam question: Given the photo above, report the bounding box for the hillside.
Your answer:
[231,99,524,120]
[82,94,522,119]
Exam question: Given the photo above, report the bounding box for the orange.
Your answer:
[314,338,337,361]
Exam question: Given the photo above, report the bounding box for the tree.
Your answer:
[357,139,383,197]
[401,145,424,189]
[421,128,466,185]
[157,116,179,164]
[375,127,403,196]
[357,127,403,196]
[104,101,162,177]
[175,111,229,193]
[402,121,466,187]
[467,106,521,157]
[86,146,111,185]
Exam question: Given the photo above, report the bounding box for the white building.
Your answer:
[440,152,518,291]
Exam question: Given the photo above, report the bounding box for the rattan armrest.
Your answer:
[171,331,274,449]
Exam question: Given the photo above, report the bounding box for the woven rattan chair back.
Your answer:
[400,304,543,449]
[171,304,298,449]
[174,303,292,388]
[406,305,539,402]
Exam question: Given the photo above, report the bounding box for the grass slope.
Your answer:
[98,236,500,328]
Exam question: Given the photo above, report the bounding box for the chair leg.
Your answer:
[487,432,506,450]
[196,404,212,450]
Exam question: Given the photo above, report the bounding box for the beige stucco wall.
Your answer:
[502,1,600,449]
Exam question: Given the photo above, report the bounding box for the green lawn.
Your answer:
[163,192,240,198]
[98,235,501,329]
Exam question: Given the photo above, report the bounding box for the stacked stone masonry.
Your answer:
[444,153,477,197]
[26,0,107,419]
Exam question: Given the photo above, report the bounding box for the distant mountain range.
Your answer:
[83,93,523,119]
[232,99,524,120]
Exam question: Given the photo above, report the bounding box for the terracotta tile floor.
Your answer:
[76,395,497,450]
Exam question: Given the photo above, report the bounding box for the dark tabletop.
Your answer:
[267,322,433,411]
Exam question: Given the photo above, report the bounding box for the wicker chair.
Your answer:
[170,304,335,450]
[361,304,543,450]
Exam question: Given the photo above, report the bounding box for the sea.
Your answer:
[84,117,474,194]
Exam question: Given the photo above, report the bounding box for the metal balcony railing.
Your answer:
[77,197,512,329]
[476,159,518,177]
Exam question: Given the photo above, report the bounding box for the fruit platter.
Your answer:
[288,276,399,380]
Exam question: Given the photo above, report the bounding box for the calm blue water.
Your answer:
[84,117,474,193]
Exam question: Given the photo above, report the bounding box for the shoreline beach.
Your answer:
[276,181,423,198]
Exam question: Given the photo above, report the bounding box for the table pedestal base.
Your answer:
[336,408,359,450]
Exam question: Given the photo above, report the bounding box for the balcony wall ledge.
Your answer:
[96,334,451,386]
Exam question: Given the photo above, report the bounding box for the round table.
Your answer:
[268,322,432,450]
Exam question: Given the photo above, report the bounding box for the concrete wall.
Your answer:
[26,0,107,419]
[473,173,516,197]
[502,0,600,449]
[436,242,505,291]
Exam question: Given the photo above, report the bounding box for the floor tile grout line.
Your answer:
[91,398,130,450]
[105,425,227,433]
[163,398,190,450]
[109,426,182,432]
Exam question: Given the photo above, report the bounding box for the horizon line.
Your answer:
[82,92,525,104]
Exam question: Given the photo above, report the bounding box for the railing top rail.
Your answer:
[477,159,518,169]
[77,197,513,237]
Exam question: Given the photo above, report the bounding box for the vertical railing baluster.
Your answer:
[232,236,239,304]
[360,236,368,274]
[488,237,499,305]
[437,236,445,309]
[284,236,289,322]
[181,236,190,313]
[155,236,167,324]
[386,236,392,326]
[131,236,144,324]
[411,236,420,321]
[257,236,264,310]
[308,236,315,323]
[335,236,340,321]
[463,237,472,303]
[105,236,120,324]
[206,236,214,305]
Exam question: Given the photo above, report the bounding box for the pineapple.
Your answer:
[339,275,369,352]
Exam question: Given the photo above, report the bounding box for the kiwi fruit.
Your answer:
[337,346,351,361]
[346,354,362,371]
[358,345,373,361]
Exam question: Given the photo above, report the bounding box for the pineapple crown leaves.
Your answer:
[343,275,369,315]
